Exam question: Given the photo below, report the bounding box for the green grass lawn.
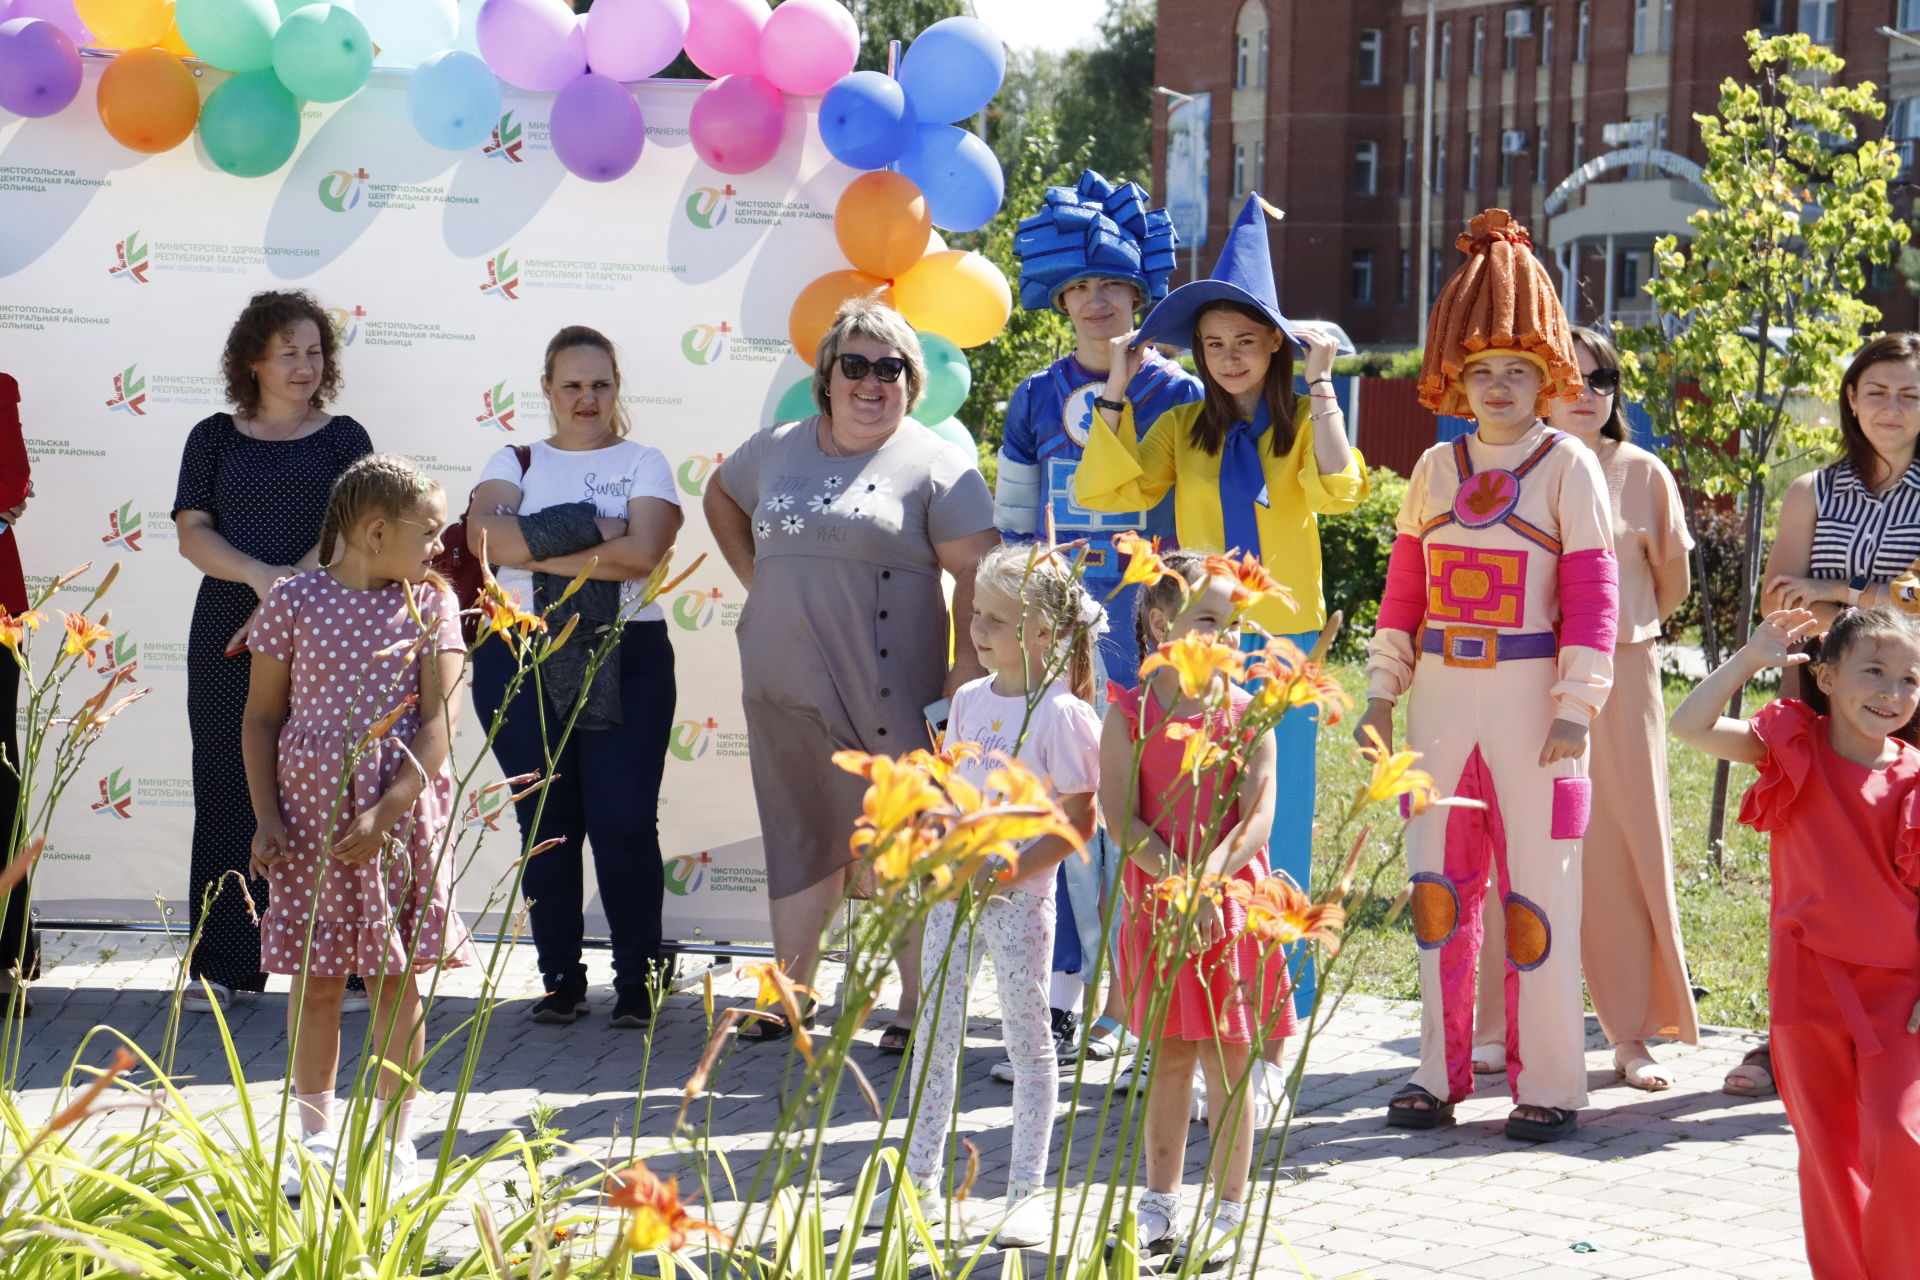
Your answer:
[1312,662,1771,1033]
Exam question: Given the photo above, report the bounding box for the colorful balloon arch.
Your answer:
[0,0,1011,443]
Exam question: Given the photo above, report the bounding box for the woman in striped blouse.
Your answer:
[1743,332,1920,1100]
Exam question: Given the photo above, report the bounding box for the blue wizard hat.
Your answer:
[1012,170,1179,312]
[1133,193,1342,354]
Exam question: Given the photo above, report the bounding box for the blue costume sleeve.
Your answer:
[994,376,1043,538]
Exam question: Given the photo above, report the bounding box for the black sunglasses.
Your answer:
[1584,367,1621,395]
[838,353,908,384]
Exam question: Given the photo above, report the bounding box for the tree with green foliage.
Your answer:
[1614,31,1906,863]
[1052,0,1156,185]
[847,0,966,71]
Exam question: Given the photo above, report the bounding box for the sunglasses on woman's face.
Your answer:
[838,354,908,384]
[1584,367,1621,395]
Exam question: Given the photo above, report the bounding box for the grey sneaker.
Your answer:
[989,1185,1052,1249]
[1171,1201,1247,1273]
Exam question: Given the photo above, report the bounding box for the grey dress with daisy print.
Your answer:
[719,414,994,898]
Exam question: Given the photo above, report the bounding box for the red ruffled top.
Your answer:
[1739,699,1920,969]
[0,376,30,615]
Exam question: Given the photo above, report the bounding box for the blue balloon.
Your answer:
[898,16,1003,124]
[410,49,503,150]
[818,70,917,170]
[896,124,1003,232]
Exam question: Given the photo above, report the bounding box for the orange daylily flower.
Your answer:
[1112,531,1177,594]
[1165,722,1227,775]
[735,959,819,1062]
[0,608,45,657]
[1352,725,1443,818]
[835,750,945,842]
[47,1048,139,1133]
[1203,551,1298,619]
[1153,872,1234,913]
[474,574,545,639]
[357,694,420,749]
[1138,632,1245,699]
[606,1161,732,1253]
[1242,877,1348,955]
[59,611,113,665]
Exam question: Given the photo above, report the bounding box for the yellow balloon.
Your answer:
[76,0,176,49]
[159,16,195,57]
[893,250,1012,349]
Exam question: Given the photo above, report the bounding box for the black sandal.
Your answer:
[1505,1105,1578,1143]
[736,1003,814,1045]
[875,1022,912,1055]
[1385,1084,1454,1130]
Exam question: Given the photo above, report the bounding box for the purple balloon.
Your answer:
[0,17,82,118]
[9,0,87,44]
[689,73,786,175]
[550,71,645,182]
[583,0,687,82]
[476,0,585,92]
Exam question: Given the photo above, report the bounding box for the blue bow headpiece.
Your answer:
[1012,170,1179,313]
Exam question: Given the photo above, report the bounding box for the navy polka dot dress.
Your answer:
[172,414,371,991]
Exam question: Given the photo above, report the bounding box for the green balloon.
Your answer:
[921,416,978,468]
[273,4,372,103]
[773,375,817,422]
[177,0,282,72]
[911,332,973,424]
[200,69,302,176]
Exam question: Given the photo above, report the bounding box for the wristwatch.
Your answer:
[1094,396,1127,413]
[1847,572,1869,606]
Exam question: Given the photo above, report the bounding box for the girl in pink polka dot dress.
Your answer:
[242,453,477,1195]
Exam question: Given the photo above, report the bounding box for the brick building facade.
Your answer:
[1152,0,1920,347]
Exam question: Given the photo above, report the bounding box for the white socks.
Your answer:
[379,1096,416,1143]
[1048,973,1083,1013]
[294,1090,335,1137]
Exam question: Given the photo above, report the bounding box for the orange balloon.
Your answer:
[77,0,175,49]
[790,269,892,363]
[97,46,201,153]
[893,250,1012,349]
[834,171,932,281]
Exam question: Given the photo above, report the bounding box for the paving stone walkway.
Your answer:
[6,929,1804,1278]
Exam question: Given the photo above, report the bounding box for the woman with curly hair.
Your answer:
[172,290,372,1011]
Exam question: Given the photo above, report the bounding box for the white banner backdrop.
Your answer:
[0,60,852,947]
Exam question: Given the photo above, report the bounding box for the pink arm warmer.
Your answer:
[1559,547,1620,653]
[1378,534,1426,634]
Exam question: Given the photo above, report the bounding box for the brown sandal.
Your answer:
[1723,1043,1775,1098]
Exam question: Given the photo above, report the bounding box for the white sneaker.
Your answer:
[989,1185,1051,1249]
[1254,1059,1291,1128]
[1112,1049,1153,1092]
[182,981,232,1012]
[988,1057,1017,1084]
[281,1131,338,1199]
[1191,1074,1208,1123]
[865,1165,938,1228]
[381,1138,421,1196]
[339,992,371,1015]
[1171,1201,1246,1273]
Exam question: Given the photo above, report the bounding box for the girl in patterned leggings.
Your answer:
[904,544,1102,1247]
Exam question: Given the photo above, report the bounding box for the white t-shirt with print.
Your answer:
[478,438,679,621]
[947,676,1102,899]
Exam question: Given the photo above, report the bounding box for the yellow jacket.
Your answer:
[1074,397,1367,633]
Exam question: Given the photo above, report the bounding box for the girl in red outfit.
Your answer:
[1101,550,1292,1269]
[1672,605,1920,1280]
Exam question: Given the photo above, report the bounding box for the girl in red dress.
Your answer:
[1672,606,1920,1280]
[1100,550,1293,1269]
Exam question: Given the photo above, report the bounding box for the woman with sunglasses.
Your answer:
[705,297,998,1047]
[1469,326,1700,1093]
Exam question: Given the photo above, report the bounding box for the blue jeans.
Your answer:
[1247,628,1321,1013]
[470,621,676,994]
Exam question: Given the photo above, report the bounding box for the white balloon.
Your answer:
[275,0,350,16]
[362,0,459,66]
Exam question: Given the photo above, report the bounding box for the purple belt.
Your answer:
[1420,626,1557,668]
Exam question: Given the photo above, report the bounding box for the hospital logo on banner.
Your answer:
[485,111,524,162]
[97,633,138,679]
[480,247,521,300]
[325,304,365,346]
[680,323,731,366]
[663,851,713,896]
[317,169,369,213]
[685,185,734,229]
[108,232,150,284]
[105,365,146,416]
[676,454,723,498]
[671,587,721,630]
[91,768,134,820]
[476,381,517,432]
[669,716,747,761]
[463,787,508,832]
[100,501,143,551]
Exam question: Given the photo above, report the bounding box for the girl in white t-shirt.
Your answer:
[465,326,684,1030]
[904,543,1102,1246]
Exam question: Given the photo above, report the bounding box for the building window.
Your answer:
[1575,0,1590,61]
[1433,134,1447,191]
[1655,112,1669,151]
[1900,0,1920,31]
[1632,0,1652,53]
[1351,249,1375,305]
[1254,139,1265,190]
[1660,0,1674,49]
[1471,15,1485,75]
[1358,27,1382,84]
[1539,5,1554,66]
[1398,249,1413,302]
[1439,21,1451,78]
[1258,27,1268,87]
[1800,0,1836,45]
[1891,97,1920,177]
[1430,245,1448,301]
[1355,140,1380,195]
[1407,24,1421,82]
[1466,130,1479,190]
[1759,0,1785,32]
[1500,140,1515,187]
[1236,32,1251,88]
[1572,120,1585,168]
[1233,142,1247,195]
[1538,117,1551,182]
[1403,134,1416,191]
[1503,13,1522,70]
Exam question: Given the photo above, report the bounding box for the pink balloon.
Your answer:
[759,0,855,97]
[682,0,763,79]
[583,0,686,82]
[10,0,88,44]
[689,73,786,175]
[550,71,645,182]
[476,0,585,92]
